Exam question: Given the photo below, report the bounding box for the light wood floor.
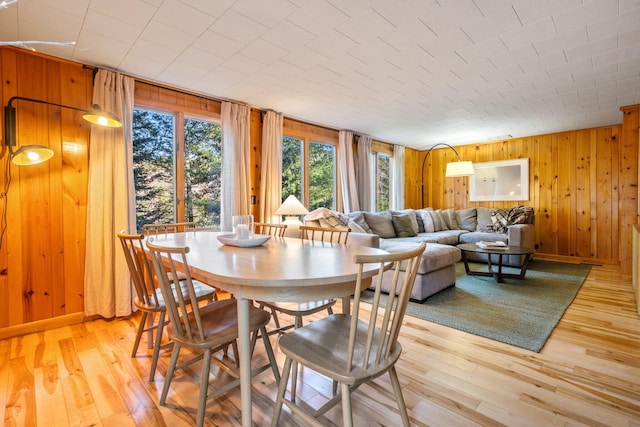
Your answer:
[1,264,639,426]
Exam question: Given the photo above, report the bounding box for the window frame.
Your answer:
[133,95,221,227]
[282,119,338,209]
[371,140,394,212]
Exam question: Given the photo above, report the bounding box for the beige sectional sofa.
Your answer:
[304,206,535,302]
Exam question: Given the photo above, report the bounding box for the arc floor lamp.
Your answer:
[3,96,122,166]
[421,142,475,207]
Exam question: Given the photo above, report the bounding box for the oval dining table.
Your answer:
[147,230,387,426]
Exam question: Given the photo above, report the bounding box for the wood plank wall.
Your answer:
[404,118,639,272]
[0,49,93,327]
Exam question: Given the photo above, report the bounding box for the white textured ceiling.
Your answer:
[1,0,639,149]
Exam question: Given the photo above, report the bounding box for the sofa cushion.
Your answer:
[346,211,372,234]
[456,208,477,232]
[458,231,507,244]
[430,210,449,231]
[391,209,419,234]
[416,209,435,232]
[441,208,460,229]
[391,213,417,237]
[363,211,396,238]
[433,230,466,245]
[475,207,493,232]
[380,241,461,274]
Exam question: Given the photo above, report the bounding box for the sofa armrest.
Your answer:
[506,223,535,266]
[507,223,535,248]
[348,232,380,248]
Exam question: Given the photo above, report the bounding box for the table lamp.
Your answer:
[274,195,309,237]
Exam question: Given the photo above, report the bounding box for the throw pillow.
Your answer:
[441,208,460,230]
[391,209,419,235]
[508,206,534,225]
[475,207,493,232]
[391,213,418,237]
[319,217,344,229]
[431,210,450,231]
[346,211,372,233]
[416,209,435,232]
[363,211,396,238]
[488,208,510,233]
[346,220,367,233]
[456,208,477,231]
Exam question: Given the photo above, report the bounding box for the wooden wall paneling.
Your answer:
[556,132,576,256]
[575,130,592,258]
[60,63,92,314]
[610,126,621,264]
[619,106,639,274]
[0,49,16,328]
[405,123,630,267]
[405,148,422,209]
[16,53,53,322]
[594,128,614,262]
[456,144,474,207]
[535,135,555,254]
[45,60,66,319]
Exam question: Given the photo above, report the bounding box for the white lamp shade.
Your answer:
[445,161,474,177]
[274,195,309,215]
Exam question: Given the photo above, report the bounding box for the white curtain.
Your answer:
[337,130,359,213]
[221,102,251,232]
[259,111,283,223]
[84,70,135,318]
[391,144,405,210]
[356,135,373,212]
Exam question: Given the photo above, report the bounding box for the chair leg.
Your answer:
[271,357,293,427]
[259,326,280,383]
[341,382,353,427]
[160,343,181,405]
[131,311,148,357]
[148,311,166,382]
[290,315,304,402]
[196,348,213,427]
[388,366,411,426]
[146,312,156,349]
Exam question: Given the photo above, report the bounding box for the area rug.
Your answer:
[361,260,591,352]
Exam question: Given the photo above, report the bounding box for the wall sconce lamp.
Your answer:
[3,96,122,166]
[421,142,474,207]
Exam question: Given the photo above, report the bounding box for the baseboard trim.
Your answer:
[0,312,85,340]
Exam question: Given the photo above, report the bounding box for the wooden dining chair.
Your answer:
[272,241,426,426]
[299,224,351,244]
[142,221,197,235]
[254,222,287,237]
[256,225,350,400]
[117,231,216,382]
[146,239,280,427]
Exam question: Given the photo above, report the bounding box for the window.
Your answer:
[282,135,336,210]
[374,152,390,211]
[132,107,222,231]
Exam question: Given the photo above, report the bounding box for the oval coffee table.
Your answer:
[457,243,535,283]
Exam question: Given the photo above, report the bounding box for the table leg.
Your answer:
[237,296,252,427]
[496,253,504,283]
[460,250,472,274]
[341,296,351,315]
